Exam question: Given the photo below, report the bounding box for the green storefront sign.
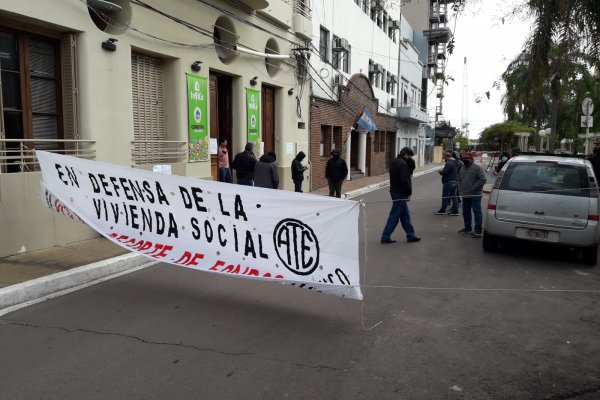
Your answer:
[187,74,208,162]
[246,88,261,155]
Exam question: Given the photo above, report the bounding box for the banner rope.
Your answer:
[355,186,600,204]
[359,199,383,331]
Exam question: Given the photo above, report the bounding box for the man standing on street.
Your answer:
[458,152,487,238]
[325,148,349,198]
[587,137,600,181]
[381,147,421,244]
[291,151,308,192]
[232,142,257,186]
[435,151,460,215]
[254,151,279,189]
[217,138,232,183]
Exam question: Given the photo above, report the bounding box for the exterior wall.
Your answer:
[309,74,396,190]
[0,0,310,256]
[309,0,428,186]
[311,0,402,113]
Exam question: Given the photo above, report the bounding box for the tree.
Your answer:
[479,121,535,151]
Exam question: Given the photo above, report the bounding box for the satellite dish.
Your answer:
[87,0,122,13]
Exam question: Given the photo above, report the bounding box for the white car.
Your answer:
[484,155,600,265]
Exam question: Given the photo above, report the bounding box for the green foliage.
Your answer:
[479,121,535,151]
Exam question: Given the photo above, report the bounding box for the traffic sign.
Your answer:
[582,97,594,115]
[581,116,593,128]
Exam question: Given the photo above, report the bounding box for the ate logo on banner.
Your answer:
[273,218,320,276]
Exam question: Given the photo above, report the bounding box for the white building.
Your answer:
[0,0,312,257]
[308,0,429,188]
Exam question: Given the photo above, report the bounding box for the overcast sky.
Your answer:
[440,1,534,138]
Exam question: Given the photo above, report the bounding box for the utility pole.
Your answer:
[549,73,561,152]
[461,56,469,140]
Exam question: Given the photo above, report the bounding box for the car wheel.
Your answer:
[482,231,498,252]
[581,244,598,266]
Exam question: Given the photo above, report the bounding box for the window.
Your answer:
[319,26,329,61]
[320,125,331,157]
[355,0,360,5]
[362,0,369,13]
[381,67,386,90]
[379,131,386,152]
[332,35,340,69]
[0,28,70,172]
[382,12,388,31]
[131,52,166,165]
[333,126,342,151]
[342,45,350,73]
[386,72,392,93]
[500,163,590,197]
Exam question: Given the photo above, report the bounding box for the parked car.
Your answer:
[484,155,600,265]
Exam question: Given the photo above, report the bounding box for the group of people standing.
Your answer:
[381,148,486,244]
[217,139,349,197]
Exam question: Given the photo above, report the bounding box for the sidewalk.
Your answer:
[0,163,441,312]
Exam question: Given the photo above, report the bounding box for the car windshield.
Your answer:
[499,162,590,197]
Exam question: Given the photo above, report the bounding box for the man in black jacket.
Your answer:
[325,148,349,198]
[380,147,421,244]
[291,151,308,192]
[232,143,257,186]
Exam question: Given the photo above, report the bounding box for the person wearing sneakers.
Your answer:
[380,147,421,244]
[458,152,487,237]
[435,151,460,216]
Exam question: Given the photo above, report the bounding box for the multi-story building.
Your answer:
[308,0,428,190]
[403,0,458,149]
[0,0,312,257]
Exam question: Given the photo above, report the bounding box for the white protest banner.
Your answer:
[36,151,362,300]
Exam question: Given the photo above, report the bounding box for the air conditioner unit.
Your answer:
[390,20,400,30]
[369,63,383,74]
[371,0,385,11]
[390,98,396,108]
[332,37,349,52]
[333,74,344,86]
[389,75,398,84]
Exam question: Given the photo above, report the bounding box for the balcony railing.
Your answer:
[131,140,188,165]
[397,103,429,123]
[293,0,311,19]
[0,139,96,173]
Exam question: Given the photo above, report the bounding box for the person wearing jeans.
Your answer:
[435,151,460,215]
[460,196,482,236]
[458,152,486,237]
[381,147,421,244]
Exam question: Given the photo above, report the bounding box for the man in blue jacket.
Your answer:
[435,151,460,216]
[380,147,421,244]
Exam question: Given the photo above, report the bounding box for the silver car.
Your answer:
[483,155,600,265]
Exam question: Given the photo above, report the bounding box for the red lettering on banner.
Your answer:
[207,259,283,279]
[173,251,205,266]
[108,232,173,258]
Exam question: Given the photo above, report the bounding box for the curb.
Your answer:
[0,253,155,311]
[345,165,441,199]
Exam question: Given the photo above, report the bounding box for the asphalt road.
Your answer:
[1,171,600,400]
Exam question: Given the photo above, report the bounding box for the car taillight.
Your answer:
[488,204,496,210]
[588,215,599,221]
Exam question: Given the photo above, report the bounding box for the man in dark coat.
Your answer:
[325,148,349,198]
[435,151,460,215]
[587,138,600,182]
[254,151,279,189]
[232,142,257,186]
[380,147,421,244]
[291,151,308,192]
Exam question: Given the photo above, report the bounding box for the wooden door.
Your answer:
[209,74,219,180]
[209,73,232,181]
[261,86,275,154]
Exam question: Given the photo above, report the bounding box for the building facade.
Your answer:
[307,0,429,190]
[0,0,312,257]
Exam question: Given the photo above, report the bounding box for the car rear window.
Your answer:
[499,162,590,197]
